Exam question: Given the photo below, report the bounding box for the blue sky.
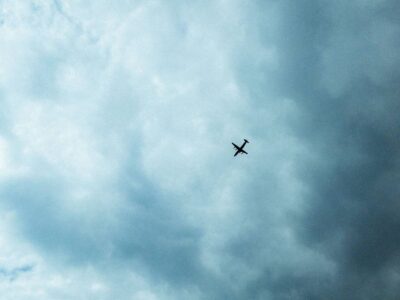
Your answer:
[0,1,400,299]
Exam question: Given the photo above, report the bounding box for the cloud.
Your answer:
[0,0,399,299]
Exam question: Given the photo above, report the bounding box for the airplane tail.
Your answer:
[244,139,249,143]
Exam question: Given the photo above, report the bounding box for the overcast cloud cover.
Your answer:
[0,1,399,299]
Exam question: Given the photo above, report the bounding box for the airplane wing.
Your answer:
[234,149,248,156]
[232,143,240,150]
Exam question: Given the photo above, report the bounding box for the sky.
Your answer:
[0,1,399,299]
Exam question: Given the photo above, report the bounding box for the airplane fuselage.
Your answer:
[232,139,249,156]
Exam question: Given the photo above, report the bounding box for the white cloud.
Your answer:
[0,0,308,297]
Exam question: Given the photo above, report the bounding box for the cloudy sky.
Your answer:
[0,1,399,299]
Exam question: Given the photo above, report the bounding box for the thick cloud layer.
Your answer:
[0,1,399,299]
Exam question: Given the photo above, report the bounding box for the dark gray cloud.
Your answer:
[262,1,400,299]
[204,1,400,299]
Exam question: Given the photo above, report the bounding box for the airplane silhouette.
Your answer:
[232,139,249,157]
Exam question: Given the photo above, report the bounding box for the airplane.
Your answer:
[232,139,249,157]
